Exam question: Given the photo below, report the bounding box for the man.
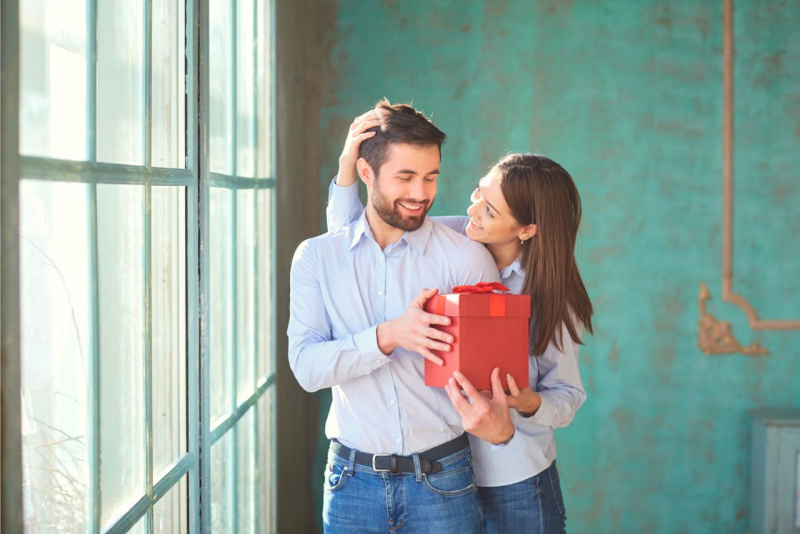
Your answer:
[288,101,514,533]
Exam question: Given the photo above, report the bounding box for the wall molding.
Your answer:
[722,0,800,331]
[698,282,769,356]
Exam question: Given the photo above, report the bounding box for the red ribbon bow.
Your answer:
[452,282,510,294]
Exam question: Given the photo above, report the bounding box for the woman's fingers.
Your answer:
[506,373,521,397]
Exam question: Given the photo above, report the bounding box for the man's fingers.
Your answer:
[418,347,444,366]
[424,326,453,344]
[412,287,439,308]
[452,371,481,401]
[490,368,508,401]
[506,373,521,397]
[424,338,450,352]
[445,378,471,416]
[424,312,451,327]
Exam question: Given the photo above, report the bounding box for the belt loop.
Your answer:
[346,448,356,476]
[412,453,422,482]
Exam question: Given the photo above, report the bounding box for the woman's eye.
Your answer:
[485,207,494,218]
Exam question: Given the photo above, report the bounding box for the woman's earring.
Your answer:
[520,236,525,245]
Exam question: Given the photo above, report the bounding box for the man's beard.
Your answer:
[371,181,433,232]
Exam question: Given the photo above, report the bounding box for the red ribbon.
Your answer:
[452,282,510,294]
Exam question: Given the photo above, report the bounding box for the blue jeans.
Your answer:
[322,445,484,533]
[477,460,566,534]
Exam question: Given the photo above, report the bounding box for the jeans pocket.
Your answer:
[323,462,348,493]
[423,466,476,497]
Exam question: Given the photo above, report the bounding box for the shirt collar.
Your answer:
[349,211,433,255]
[499,255,524,280]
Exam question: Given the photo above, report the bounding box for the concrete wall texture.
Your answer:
[312,1,800,531]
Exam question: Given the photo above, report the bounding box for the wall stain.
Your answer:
[608,342,619,372]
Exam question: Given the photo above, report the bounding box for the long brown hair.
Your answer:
[497,153,593,356]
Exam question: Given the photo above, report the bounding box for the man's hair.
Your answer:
[359,99,446,174]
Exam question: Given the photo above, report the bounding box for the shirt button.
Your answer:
[390,400,396,406]
[377,290,383,296]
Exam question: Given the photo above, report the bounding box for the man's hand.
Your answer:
[376,288,452,365]
[445,368,515,445]
[337,110,380,187]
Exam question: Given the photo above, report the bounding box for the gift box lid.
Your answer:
[425,283,531,318]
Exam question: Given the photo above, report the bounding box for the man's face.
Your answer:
[369,143,440,232]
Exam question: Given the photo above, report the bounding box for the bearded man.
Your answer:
[288,101,511,533]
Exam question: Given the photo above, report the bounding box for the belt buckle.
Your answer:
[372,454,391,472]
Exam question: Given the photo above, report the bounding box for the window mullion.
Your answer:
[144,0,153,170]
[143,2,155,533]
[143,183,155,534]
[197,0,213,530]
[86,0,101,529]
[229,0,240,531]
[0,0,24,531]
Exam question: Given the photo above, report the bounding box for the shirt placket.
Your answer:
[379,243,403,453]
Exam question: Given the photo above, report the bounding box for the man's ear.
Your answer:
[519,223,537,241]
[356,158,373,186]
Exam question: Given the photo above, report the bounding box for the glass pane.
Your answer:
[97,184,145,526]
[257,388,275,532]
[20,180,92,532]
[237,409,256,533]
[237,189,255,401]
[152,0,187,168]
[20,0,89,160]
[211,432,233,533]
[257,189,273,380]
[129,514,147,534]
[209,0,234,174]
[97,0,144,165]
[152,187,188,475]
[153,475,188,534]
[256,0,272,178]
[210,188,234,424]
[236,0,256,178]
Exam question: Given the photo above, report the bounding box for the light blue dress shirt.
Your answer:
[327,180,587,487]
[288,209,501,456]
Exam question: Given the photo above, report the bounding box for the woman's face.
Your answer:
[465,168,526,246]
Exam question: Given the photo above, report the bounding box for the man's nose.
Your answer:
[409,180,427,200]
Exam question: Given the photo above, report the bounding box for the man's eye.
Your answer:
[424,177,436,183]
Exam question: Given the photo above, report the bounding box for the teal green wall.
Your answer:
[313,1,800,531]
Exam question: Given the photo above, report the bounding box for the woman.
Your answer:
[328,111,593,533]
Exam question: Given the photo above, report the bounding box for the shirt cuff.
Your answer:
[353,325,391,373]
[528,395,557,429]
[490,430,515,450]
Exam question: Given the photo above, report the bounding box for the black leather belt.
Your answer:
[330,433,469,475]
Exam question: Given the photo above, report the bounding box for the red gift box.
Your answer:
[423,282,530,390]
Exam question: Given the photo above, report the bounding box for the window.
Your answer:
[1,0,276,531]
